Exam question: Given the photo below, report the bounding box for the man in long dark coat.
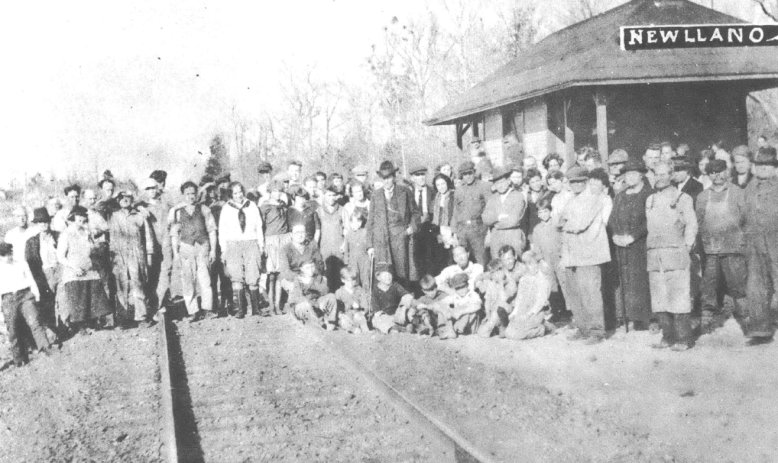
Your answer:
[367,161,419,286]
[409,164,435,282]
[608,159,652,330]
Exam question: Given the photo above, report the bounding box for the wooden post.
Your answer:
[595,89,609,164]
[563,97,575,167]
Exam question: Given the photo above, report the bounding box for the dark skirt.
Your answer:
[61,279,111,323]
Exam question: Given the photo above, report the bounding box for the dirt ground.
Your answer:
[324,316,778,463]
[0,327,163,463]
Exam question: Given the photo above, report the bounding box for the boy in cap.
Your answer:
[695,159,747,333]
[436,245,484,295]
[288,259,338,330]
[0,242,53,367]
[452,160,491,265]
[436,273,482,340]
[370,263,414,334]
[410,274,447,336]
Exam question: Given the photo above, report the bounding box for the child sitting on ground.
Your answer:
[288,259,338,330]
[437,273,482,340]
[475,259,515,338]
[370,263,414,334]
[408,275,444,335]
[334,267,370,334]
[505,250,554,341]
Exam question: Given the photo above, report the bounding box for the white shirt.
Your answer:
[0,260,34,296]
[436,262,484,294]
[4,226,34,262]
[217,200,264,248]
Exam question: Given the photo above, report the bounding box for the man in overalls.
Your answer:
[695,160,747,333]
[646,162,698,351]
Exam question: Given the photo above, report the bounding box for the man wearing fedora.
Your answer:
[452,160,492,265]
[743,146,778,345]
[481,166,526,257]
[24,207,60,330]
[367,161,419,286]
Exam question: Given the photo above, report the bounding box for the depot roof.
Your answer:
[424,0,778,126]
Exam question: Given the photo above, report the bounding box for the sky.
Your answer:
[0,0,767,187]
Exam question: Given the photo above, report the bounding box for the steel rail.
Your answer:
[303,320,498,463]
[157,311,179,463]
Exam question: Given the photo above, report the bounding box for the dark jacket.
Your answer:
[680,177,704,207]
[366,183,419,275]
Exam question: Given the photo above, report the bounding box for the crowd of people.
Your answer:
[2,134,778,368]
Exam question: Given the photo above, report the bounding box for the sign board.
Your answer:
[620,24,778,51]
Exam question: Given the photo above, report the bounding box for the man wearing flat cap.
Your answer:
[607,149,629,195]
[139,177,174,313]
[671,157,703,208]
[742,147,778,345]
[559,166,612,344]
[366,161,419,286]
[608,159,653,330]
[256,161,274,205]
[482,167,526,257]
[695,159,747,334]
[452,160,492,265]
[408,165,435,280]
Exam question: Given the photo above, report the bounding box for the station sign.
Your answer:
[620,24,778,50]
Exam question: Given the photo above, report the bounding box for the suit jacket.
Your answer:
[411,184,435,224]
[680,177,704,207]
[366,184,419,270]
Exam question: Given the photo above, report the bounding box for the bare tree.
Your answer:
[754,0,778,21]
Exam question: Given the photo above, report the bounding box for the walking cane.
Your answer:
[619,246,629,333]
[367,254,375,317]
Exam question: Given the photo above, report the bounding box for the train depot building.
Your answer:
[424,0,778,165]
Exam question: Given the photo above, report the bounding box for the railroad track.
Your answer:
[156,312,495,463]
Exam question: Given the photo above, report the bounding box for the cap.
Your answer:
[116,190,135,200]
[753,146,778,166]
[216,173,232,184]
[671,156,692,171]
[705,159,728,175]
[352,165,369,175]
[607,149,628,165]
[141,178,158,190]
[458,161,476,176]
[622,159,647,174]
[566,166,588,182]
[409,165,428,176]
[257,161,273,174]
[731,145,751,159]
[448,273,469,290]
[491,167,511,182]
[374,262,394,276]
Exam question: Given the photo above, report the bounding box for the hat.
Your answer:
[409,165,428,176]
[216,173,232,184]
[116,190,135,200]
[31,207,51,224]
[374,262,394,276]
[671,156,692,171]
[732,145,751,159]
[491,167,511,182]
[566,166,588,182]
[352,165,368,175]
[753,147,778,166]
[607,149,628,165]
[376,161,399,178]
[448,273,469,291]
[141,178,158,190]
[706,159,728,175]
[458,160,476,176]
[622,159,647,174]
[257,161,273,174]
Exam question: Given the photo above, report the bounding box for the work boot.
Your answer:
[674,313,694,350]
[248,288,262,317]
[233,289,247,319]
[652,312,674,349]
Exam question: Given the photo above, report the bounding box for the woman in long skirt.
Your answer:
[56,206,111,331]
